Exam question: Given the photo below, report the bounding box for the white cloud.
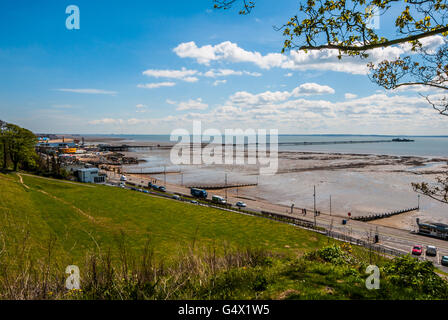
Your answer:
[213,79,227,86]
[284,73,293,77]
[292,83,335,95]
[56,88,117,95]
[203,69,261,78]
[142,67,199,82]
[173,41,286,69]
[137,82,176,89]
[174,36,446,75]
[89,118,124,125]
[87,90,447,135]
[167,98,209,111]
[345,93,358,99]
[230,83,335,107]
[136,104,148,113]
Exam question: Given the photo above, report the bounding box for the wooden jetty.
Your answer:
[352,207,419,222]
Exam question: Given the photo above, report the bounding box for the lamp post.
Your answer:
[225,173,228,201]
[313,185,317,227]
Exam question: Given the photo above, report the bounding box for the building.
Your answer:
[77,168,106,184]
[416,218,448,240]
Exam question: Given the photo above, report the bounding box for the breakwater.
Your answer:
[352,207,419,222]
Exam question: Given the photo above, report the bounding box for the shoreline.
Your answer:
[90,135,448,232]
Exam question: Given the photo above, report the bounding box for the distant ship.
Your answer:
[392,138,415,142]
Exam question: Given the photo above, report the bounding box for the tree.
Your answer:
[0,122,37,171]
[0,120,7,169]
[214,0,448,203]
[214,0,448,114]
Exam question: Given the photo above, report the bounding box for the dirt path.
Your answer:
[17,173,96,222]
[19,173,96,188]
[17,173,30,189]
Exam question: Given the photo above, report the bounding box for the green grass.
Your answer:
[0,172,331,264]
[2,172,447,300]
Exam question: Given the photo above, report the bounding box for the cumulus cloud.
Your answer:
[292,83,335,95]
[173,36,446,75]
[88,90,446,135]
[345,93,358,99]
[167,98,209,111]
[173,41,286,69]
[137,82,176,89]
[230,83,335,107]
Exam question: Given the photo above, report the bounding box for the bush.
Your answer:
[382,255,448,299]
[305,245,353,265]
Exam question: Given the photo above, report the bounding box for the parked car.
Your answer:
[190,200,198,204]
[172,195,181,200]
[151,184,159,190]
[235,201,247,208]
[138,188,143,192]
[143,190,149,194]
[426,245,437,257]
[120,175,127,182]
[157,186,166,192]
[441,256,448,266]
[412,245,423,256]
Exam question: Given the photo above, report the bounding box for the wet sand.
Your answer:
[97,137,448,231]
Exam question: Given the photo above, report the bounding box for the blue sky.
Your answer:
[0,0,446,135]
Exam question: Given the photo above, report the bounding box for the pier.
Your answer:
[276,139,414,146]
[99,144,171,152]
[99,138,414,152]
[352,207,419,222]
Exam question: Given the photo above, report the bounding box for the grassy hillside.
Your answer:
[1,172,447,300]
[0,172,331,263]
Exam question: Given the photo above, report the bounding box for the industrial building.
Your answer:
[77,168,106,184]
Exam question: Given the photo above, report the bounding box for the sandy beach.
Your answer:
[104,141,448,232]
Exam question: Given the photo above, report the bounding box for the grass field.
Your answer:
[0,172,332,264]
[1,172,447,300]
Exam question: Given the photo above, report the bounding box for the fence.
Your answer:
[326,230,407,257]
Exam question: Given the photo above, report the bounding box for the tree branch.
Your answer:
[299,26,448,52]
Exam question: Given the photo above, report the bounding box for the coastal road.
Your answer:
[106,171,448,273]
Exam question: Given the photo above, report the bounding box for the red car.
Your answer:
[412,245,423,256]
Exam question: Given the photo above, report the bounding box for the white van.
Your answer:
[212,195,226,205]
